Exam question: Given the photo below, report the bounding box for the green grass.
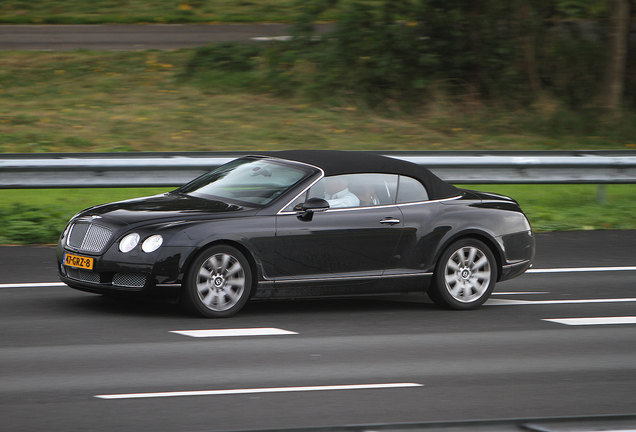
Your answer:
[0,0,360,24]
[1,50,635,154]
[459,184,636,233]
[0,188,169,245]
[1,184,635,244]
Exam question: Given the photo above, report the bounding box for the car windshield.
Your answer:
[177,157,312,207]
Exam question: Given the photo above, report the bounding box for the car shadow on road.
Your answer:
[240,293,438,316]
[64,291,438,319]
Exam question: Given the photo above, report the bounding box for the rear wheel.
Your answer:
[427,239,496,310]
[183,245,252,318]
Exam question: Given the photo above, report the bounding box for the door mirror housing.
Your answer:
[297,197,329,221]
[302,197,330,212]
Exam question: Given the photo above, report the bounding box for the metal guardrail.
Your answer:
[1,151,636,189]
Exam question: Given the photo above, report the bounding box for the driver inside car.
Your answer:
[322,176,360,208]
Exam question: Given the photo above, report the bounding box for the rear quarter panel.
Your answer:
[393,195,533,280]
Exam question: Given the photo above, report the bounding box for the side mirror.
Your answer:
[297,197,329,221]
[302,197,330,212]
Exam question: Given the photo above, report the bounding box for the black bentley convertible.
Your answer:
[57,150,534,317]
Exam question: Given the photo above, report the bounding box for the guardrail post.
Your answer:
[597,184,607,203]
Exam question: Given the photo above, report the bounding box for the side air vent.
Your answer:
[66,268,101,284]
[113,273,147,288]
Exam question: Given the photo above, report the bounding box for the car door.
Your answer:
[388,175,446,276]
[273,174,404,283]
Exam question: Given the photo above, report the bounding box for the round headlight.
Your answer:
[119,233,140,253]
[142,235,163,253]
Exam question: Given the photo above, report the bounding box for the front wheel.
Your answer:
[183,245,252,318]
[427,239,497,310]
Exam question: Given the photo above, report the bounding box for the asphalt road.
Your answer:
[3,22,635,432]
[0,24,334,50]
[1,231,636,432]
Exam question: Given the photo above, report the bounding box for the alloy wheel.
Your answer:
[443,246,492,303]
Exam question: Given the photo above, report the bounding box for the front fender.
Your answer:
[178,216,277,283]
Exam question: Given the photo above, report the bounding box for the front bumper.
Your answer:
[56,244,195,296]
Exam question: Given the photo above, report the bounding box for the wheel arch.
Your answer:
[436,231,504,281]
[182,239,260,296]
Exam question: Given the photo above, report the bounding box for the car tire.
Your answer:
[427,239,497,310]
[183,245,253,318]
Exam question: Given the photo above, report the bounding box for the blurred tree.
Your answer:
[514,0,541,93]
[261,0,635,109]
[598,0,631,110]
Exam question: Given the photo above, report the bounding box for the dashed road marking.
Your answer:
[527,266,636,274]
[170,328,298,338]
[95,382,424,400]
[251,36,292,41]
[543,317,636,326]
[0,282,66,289]
[487,298,636,306]
[492,292,549,295]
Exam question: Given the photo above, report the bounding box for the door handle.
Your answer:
[380,217,401,225]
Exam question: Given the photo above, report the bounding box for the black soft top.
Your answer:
[263,150,460,200]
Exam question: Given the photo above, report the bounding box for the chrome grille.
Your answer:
[67,222,112,253]
[68,222,89,249]
[66,268,101,284]
[113,273,147,288]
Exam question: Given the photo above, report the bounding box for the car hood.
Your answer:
[77,193,247,226]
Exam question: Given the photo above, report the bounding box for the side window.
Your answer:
[349,174,397,206]
[282,174,400,212]
[282,191,308,212]
[396,176,429,203]
[306,174,398,209]
[308,175,360,209]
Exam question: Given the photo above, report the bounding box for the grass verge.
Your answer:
[1,50,635,154]
[1,184,634,245]
[0,0,353,24]
[0,188,169,245]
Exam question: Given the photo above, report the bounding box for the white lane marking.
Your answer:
[251,36,292,41]
[543,317,636,326]
[95,382,423,400]
[0,282,66,289]
[487,298,636,306]
[492,292,548,295]
[170,328,298,338]
[527,266,636,273]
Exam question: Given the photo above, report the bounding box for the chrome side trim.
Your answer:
[396,195,462,207]
[270,271,431,284]
[303,203,399,214]
[274,275,379,284]
[277,194,463,215]
[382,272,433,278]
[502,259,531,269]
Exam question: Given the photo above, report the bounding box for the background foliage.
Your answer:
[273,0,634,110]
[1,0,635,243]
[184,0,635,138]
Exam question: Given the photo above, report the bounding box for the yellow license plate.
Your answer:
[64,253,94,270]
